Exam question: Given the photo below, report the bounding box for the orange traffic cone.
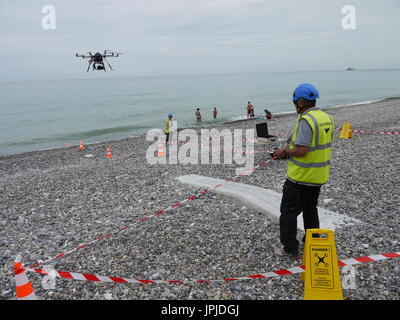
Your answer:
[157,141,165,157]
[78,140,85,150]
[106,146,113,158]
[14,255,38,300]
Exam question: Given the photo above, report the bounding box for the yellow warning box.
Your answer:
[339,122,352,139]
[301,229,343,300]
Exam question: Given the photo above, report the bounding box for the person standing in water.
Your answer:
[247,101,255,119]
[195,108,201,122]
[213,107,218,119]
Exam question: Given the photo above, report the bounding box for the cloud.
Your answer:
[1,0,400,80]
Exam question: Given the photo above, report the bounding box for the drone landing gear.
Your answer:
[104,58,113,71]
[87,60,93,72]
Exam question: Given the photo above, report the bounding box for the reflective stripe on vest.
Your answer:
[287,109,334,185]
[288,158,331,168]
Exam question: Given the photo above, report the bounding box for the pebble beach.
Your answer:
[0,98,399,300]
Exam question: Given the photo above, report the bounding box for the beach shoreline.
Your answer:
[0,97,399,300]
[1,96,399,161]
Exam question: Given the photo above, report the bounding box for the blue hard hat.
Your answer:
[292,83,319,102]
[168,113,173,117]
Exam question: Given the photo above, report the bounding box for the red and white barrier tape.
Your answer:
[27,157,276,269]
[370,131,400,135]
[22,252,400,285]
[336,128,400,135]
[28,125,397,270]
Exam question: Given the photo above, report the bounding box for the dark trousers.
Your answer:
[280,179,321,254]
[165,132,170,143]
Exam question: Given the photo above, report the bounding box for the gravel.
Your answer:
[0,98,399,300]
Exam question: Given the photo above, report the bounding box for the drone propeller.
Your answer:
[76,52,93,59]
[104,50,115,56]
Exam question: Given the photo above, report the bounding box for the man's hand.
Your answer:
[273,148,287,159]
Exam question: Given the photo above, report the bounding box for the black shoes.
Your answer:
[280,249,300,260]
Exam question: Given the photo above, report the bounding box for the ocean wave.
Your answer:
[1,124,152,147]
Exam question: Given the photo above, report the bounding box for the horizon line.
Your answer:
[1,67,400,83]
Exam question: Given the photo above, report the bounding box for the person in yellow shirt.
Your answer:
[273,83,334,259]
[164,113,173,143]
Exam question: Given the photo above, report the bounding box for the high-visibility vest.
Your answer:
[287,109,334,185]
[164,120,171,134]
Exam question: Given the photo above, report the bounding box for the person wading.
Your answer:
[273,83,334,259]
[247,101,254,119]
[195,108,201,122]
[213,107,218,119]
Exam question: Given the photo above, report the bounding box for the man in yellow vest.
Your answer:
[164,113,173,144]
[273,83,334,259]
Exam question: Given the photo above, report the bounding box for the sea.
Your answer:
[1,69,399,156]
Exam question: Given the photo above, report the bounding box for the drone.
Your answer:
[75,50,122,72]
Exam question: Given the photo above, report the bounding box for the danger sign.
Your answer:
[302,229,343,300]
[310,246,334,289]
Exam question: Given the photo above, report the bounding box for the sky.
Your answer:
[0,0,399,81]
